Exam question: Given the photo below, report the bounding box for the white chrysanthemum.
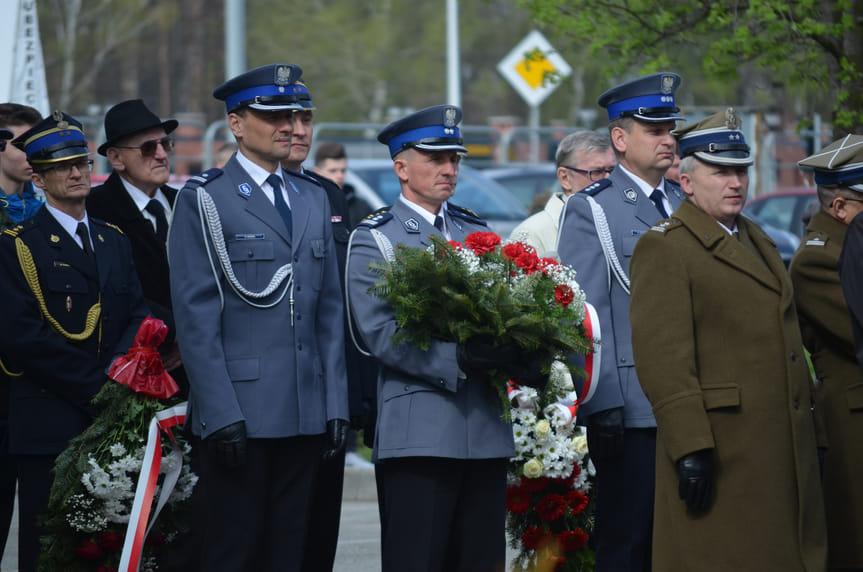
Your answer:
[109,443,127,457]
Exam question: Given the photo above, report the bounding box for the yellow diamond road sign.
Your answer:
[498,30,571,107]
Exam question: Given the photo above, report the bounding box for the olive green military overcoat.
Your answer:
[630,199,827,572]
[790,209,863,569]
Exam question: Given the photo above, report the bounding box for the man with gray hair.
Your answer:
[509,130,615,255]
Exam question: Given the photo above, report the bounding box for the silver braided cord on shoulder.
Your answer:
[586,195,630,296]
[197,187,293,309]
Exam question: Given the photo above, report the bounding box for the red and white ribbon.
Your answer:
[579,301,600,406]
[119,402,187,572]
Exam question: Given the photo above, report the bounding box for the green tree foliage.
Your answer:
[517,0,863,134]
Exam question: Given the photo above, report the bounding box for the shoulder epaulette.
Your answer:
[581,178,613,197]
[358,207,392,228]
[2,223,24,238]
[101,221,125,235]
[182,168,223,190]
[448,203,487,226]
[284,168,322,187]
[648,218,682,234]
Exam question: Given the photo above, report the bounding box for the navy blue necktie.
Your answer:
[650,189,669,219]
[434,215,444,232]
[145,199,169,244]
[76,222,96,262]
[267,173,292,236]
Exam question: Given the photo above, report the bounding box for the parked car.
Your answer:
[343,159,528,238]
[744,187,817,238]
[482,163,559,210]
[742,212,801,267]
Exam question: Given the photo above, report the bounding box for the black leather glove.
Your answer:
[677,449,713,512]
[322,419,349,460]
[206,421,247,469]
[587,407,624,462]
[507,354,549,390]
[457,337,547,389]
[456,336,519,376]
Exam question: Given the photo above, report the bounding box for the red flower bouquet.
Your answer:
[371,231,594,409]
[38,317,196,572]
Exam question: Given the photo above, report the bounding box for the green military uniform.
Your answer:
[795,134,863,569]
[630,110,826,572]
[791,211,863,568]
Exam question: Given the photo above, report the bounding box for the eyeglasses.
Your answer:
[0,140,6,152]
[41,159,94,176]
[561,165,615,181]
[114,136,174,157]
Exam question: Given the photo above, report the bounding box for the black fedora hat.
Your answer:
[98,99,178,156]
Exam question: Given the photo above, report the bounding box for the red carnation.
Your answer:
[520,474,549,493]
[98,530,124,552]
[448,240,463,249]
[565,490,590,515]
[75,539,103,561]
[464,231,501,255]
[506,486,531,514]
[535,494,567,521]
[558,528,589,552]
[502,242,528,261]
[521,526,553,550]
[554,285,575,308]
[502,242,541,274]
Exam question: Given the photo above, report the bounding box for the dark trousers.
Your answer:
[589,427,656,572]
[197,435,324,572]
[0,427,16,562]
[16,455,55,572]
[299,446,345,571]
[376,456,507,572]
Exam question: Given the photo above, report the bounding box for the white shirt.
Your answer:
[398,195,450,240]
[235,149,292,208]
[45,203,93,251]
[619,163,672,215]
[119,176,172,232]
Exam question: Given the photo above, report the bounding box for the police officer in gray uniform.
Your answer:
[556,73,685,571]
[347,105,540,572]
[167,63,349,572]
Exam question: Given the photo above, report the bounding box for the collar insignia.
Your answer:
[239,183,252,197]
[50,234,60,243]
[404,217,420,233]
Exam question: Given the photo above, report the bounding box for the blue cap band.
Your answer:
[678,130,748,157]
[224,83,310,112]
[24,127,87,156]
[813,167,863,186]
[386,125,461,156]
[606,93,677,121]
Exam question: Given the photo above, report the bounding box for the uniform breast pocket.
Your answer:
[309,237,327,290]
[228,239,275,289]
[622,233,642,257]
[42,266,92,320]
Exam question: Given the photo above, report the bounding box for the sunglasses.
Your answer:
[0,140,6,152]
[114,136,174,157]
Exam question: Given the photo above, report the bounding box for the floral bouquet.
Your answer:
[371,231,595,409]
[38,317,197,572]
[506,368,596,572]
